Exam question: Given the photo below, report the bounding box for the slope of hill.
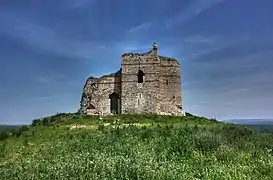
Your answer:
[1,113,273,179]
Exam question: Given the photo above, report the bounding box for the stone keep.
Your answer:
[79,43,183,116]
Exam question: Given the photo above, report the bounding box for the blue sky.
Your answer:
[0,0,273,124]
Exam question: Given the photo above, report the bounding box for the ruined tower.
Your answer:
[79,43,183,116]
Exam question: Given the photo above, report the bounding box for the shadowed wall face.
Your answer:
[159,58,182,114]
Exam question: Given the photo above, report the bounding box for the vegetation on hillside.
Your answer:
[1,113,273,179]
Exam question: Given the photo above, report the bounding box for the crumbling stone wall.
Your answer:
[79,43,183,116]
[79,71,121,115]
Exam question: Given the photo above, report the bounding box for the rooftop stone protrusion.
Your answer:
[153,42,158,50]
[151,42,158,56]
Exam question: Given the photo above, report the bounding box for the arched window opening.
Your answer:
[166,79,169,85]
[138,70,144,83]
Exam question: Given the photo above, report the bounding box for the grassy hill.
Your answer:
[1,113,273,179]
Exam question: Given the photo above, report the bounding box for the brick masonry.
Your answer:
[79,43,184,116]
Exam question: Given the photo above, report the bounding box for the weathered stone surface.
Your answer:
[79,43,184,116]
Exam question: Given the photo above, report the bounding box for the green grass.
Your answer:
[1,113,273,179]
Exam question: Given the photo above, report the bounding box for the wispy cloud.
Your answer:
[36,77,52,84]
[35,70,66,84]
[179,34,249,61]
[183,34,220,44]
[187,50,273,101]
[2,16,155,61]
[62,0,96,9]
[117,41,152,53]
[3,18,108,60]
[19,92,80,102]
[126,22,152,36]
[165,0,225,29]
[212,49,273,69]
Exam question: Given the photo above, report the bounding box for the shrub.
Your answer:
[42,118,51,126]
[97,124,105,131]
[185,112,194,116]
[0,132,9,141]
[32,119,42,126]
[10,129,21,137]
[19,125,30,132]
[222,125,253,140]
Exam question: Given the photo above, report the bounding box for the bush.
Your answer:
[185,112,194,116]
[19,125,30,132]
[42,118,51,126]
[97,124,105,131]
[32,119,42,126]
[222,125,253,140]
[10,129,21,137]
[0,132,9,141]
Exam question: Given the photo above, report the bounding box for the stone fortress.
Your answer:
[79,42,184,116]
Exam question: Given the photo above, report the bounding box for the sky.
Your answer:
[0,0,273,124]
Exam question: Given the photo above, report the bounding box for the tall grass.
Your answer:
[0,114,273,179]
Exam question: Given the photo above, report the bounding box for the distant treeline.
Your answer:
[0,125,22,133]
[243,124,273,133]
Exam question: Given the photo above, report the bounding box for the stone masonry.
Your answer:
[79,43,184,116]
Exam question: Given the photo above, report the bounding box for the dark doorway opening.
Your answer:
[138,70,144,83]
[109,92,120,114]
